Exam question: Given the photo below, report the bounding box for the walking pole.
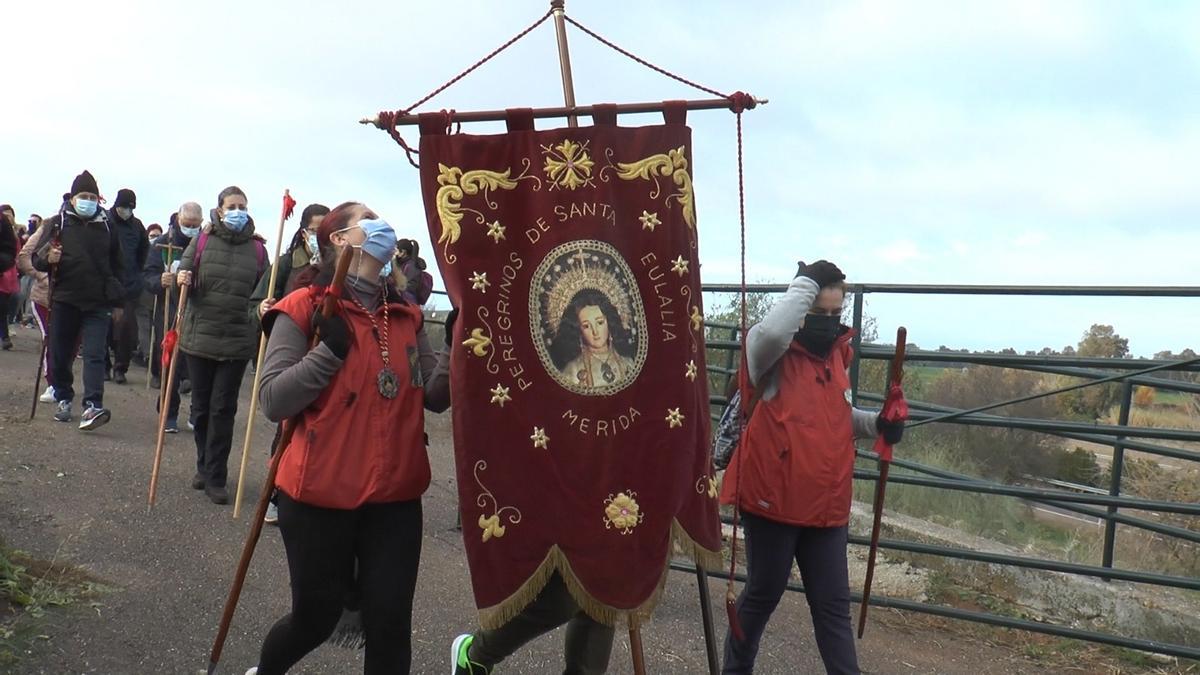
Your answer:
[156,241,180,412]
[148,284,190,511]
[145,294,158,391]
[233,189,296,518]
[695,566,719,675]
[858,326,906,638]
[208,247,352,674]
[629,621,647,675]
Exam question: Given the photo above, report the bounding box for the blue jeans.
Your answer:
[50,301,111,408]
[723,513,860,675]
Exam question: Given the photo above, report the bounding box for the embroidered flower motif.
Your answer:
[486,220,506,243]
[463,328,492,357]
[685,360,697,382]
[479,514,506,542]
[689,306,704,332]
[604,491,644,535]
[490,384,511,407]
[665,408,684,429]
[473,460,522,543]
[470,271,490,293]
[639,210,661,232]
[542,139,595,190]
[531,426,549,449]
[671,255,689,276]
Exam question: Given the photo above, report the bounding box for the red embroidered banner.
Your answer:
[418,106,721,627]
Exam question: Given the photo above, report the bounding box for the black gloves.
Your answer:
[443,307,459,347]
[314,312,352,359]
[876,416,904,445]
[796,260,846,288]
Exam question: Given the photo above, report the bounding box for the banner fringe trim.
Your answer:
[475,519,723,631]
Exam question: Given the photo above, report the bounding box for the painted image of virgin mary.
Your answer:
[549,288,637,390]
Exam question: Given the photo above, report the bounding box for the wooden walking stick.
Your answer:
[208,246,353,674]
[233,189,296,518]
[155,240,181,409]
[147,284,190,510]
[629,621,647,675]
[145,294,157,391]
[858,326,907,638]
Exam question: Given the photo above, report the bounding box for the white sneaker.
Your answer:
[39,386,56,403]
[264,502,279,525]
[245,668,258,675]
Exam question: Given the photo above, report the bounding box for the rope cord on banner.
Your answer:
[377,8,556,167]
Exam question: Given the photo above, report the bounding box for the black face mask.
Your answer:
[794,313,841,356]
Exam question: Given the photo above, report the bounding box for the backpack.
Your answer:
[194,231,267,282]
[712,368,764,470]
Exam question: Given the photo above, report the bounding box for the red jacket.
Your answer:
[720,334,858,527]
[271,288,430,509]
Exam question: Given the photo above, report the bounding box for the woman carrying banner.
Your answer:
[247,202,449,675]
[719,260,905,675]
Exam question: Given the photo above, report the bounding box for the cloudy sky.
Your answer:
[4,0,1197,356]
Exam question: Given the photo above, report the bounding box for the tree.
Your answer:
[1077,324,1129,359]
[1058,325,1131,420]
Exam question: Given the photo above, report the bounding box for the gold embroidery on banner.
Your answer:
[542,139,595,190]
[530,426,550,449]
[474,460,522,542]
[434,159,540,264]
[490,384,511,407]
[681,285,700,354]
[665,408,684,428]
[695,475,719,499]
[613,146,696,230]
[604,491,644,535]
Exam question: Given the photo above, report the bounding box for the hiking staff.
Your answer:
[858,326,908,638]
[147,284,190,510]
[154,240,181,410]
[145,294,157,391]
[207,245,353,675]
[233,189,296,518]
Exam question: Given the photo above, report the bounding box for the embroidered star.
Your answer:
[470,271,490,293]
[486,220,506,243]
[685,360,697,382]
[689,306,704,331]
[531,426,549,449]
[665,408,684,429]
[490,384,511,407]
[671,255,689,276]
[639,210,661,232]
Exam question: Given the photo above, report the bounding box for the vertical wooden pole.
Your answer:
[550,0,578,127]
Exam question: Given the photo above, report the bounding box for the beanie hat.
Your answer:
[70,170,100,197]
[114,189,137,209]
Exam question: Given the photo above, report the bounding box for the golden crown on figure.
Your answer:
[542,244,634,338]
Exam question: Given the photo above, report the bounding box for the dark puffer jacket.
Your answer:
[109,209,148,300]
[178,219,264,361]
[32,206,124,310]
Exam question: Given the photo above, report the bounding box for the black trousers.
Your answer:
[111,298,139,373]
[469,572,614,675]
[722,513,859,675]
[50,301,110,408]
[0,293,9,340]
[185,354,247,487]
[258,493,423,675]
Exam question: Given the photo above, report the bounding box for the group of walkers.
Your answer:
[3,170,905,674]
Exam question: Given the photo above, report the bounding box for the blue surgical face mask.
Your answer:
[358,218,398,265]
[180,225,200,238]
[74,199,98,218]
[222,209,249,231]
[381,260,393,278]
